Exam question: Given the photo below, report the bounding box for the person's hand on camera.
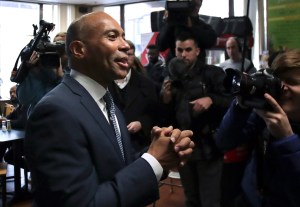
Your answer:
[127,121,142,134]
[55,60,65,78]
[190,97,212,115]
[147,126,194,170]
[255,93,293,140]
[26,51,39,69]
[236,96,249,109]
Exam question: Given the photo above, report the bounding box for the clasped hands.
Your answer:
[148,126,194,170]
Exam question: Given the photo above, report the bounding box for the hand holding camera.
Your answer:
[254,93,294,140]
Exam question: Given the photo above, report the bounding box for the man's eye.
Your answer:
[107,33,117,40]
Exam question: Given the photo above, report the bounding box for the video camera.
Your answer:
[223,68,282,109]
[11,20,65,83]
[151,0,195,32]
[165,0,195,25]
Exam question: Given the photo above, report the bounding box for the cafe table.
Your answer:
[0,129,25,199]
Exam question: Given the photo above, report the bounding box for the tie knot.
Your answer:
[103,91,115,113]
[103,91,113,105]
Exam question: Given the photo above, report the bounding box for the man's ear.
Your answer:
[196,47,200,56]
[69,41,86,58]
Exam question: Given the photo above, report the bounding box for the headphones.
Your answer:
[234,37,242,52]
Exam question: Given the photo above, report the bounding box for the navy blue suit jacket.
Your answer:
[24,75,159,207]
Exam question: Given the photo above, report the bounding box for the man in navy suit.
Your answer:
[24,11,194,207]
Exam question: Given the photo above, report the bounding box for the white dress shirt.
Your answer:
[114,68,131,89]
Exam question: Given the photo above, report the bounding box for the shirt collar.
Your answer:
[114,69,132,89]
[70,69,107,101]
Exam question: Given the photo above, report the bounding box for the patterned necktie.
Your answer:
[103,91,125,160]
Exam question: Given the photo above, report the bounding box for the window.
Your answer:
[0,1,75,99]
[124,2,165,56]
[0,1,39,99]
[104,6,120,25]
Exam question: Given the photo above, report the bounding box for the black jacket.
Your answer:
[166,59,232,160]
[109,70,160,152]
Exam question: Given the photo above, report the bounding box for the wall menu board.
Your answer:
[268,0,300,51]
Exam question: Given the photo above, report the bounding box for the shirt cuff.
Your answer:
[142,153,163,182]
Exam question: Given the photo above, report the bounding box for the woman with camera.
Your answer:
[215,49,300,207]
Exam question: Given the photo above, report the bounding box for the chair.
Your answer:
[161,170,182,193]
[152,170,183,207]
[0,162,8,207]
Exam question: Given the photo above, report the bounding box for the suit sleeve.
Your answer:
[24,99,159,207]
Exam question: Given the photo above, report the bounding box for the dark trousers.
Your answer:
[233,193,251,207]
[179,155,223,207]
[221,161,249,207]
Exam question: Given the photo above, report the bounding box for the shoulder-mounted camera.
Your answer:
[165,0,194,25]
[11,20,65,83]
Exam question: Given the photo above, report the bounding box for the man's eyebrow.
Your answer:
[104,29,122,35]
[104,29,117,33]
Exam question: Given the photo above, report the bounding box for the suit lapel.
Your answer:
[63,76,126,163]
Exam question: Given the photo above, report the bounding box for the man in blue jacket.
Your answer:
[216,49,300,207]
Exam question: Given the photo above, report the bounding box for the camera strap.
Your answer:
[245,61,254,74]
[10,47,28,83]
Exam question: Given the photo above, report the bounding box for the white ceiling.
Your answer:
[14,0,153,6]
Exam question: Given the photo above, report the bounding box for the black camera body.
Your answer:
[224,68,282,109]
[150,0,195,32]
[166,0,194,25]
[36,40,65,55]
[36,40,65,68]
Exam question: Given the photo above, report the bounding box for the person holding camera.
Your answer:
[161,31,231,207]
[16,32,66,117]
[156,0,217,66]
[215,49,300,207]
[219,36,257,207]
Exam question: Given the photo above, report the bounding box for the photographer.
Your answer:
[156,0,217,65]
[215,49,300,207]
[16,32,66,116]
[161,31,231,207]
[219,36,257,207]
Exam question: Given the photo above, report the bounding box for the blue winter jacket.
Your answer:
[216,99,300,207]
